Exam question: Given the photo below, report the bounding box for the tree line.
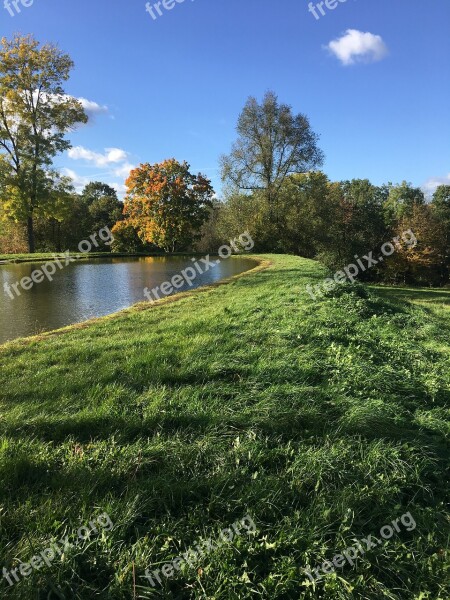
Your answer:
[0,36,448,286]
[200,175,450,287]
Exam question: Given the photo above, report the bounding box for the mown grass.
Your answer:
[0,255,448,599]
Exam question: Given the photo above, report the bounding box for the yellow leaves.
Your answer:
[121,159,214,251]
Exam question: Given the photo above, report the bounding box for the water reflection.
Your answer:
[0,256,255,344]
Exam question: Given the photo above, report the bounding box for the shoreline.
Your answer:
[0,256,270,350]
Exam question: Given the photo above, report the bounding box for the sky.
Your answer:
[1,0,449,197]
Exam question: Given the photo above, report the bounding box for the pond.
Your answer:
[0,255,256,345]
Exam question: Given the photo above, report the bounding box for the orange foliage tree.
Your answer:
[385,204,447,285]
[121,159,214,252]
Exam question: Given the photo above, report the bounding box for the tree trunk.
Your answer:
[27,215,35,253]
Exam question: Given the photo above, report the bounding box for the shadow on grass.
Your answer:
[372,286,450,304]
[1,402,447,490]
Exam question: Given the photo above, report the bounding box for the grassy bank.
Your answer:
[0,255,448,599]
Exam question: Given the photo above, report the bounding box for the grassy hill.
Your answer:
[0,255,448,599]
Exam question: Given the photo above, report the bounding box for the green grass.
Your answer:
[0,255,448,599]
[371,285,450,317]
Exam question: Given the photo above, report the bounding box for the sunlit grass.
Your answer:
[0,255,448,599]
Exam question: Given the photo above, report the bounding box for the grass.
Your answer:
[371,285,450,318]
[0,254,448,599]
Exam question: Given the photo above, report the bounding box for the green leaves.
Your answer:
[0,34,87,251]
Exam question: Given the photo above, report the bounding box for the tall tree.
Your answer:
[220,91,324,215]
[0,34,87,252]
[122,159,214,252]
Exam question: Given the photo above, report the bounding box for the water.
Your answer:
[0,255,256,345]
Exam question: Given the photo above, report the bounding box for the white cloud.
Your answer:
[422,173,450,197]
[76,97,108,117]
[28,92,108,120]
[113,162,135,179]
[64,145,135,196]
[61,168,93,193]
[326,29,388,66]
[68,146,128,167]
[62,167,128,197]
[110,182,127,196]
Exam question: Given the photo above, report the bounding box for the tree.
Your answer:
[335,179,387,264]
[82,182,123,250]
[122,159,214,252]
[383,181,425,222]
[385,204,446,286]
[195,199,224,253]
[81,182,114,204]
[432,184,450,207]
[0,202,27,253]
[0,34,87,252]
[33,173,75,251]
[220,91,324,216]
[212,192,269,251]
[110,221,148,253]
[275,171,331,257]
[430,185,450,284]
[47,193,91,252]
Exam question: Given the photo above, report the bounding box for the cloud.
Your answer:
[76,97,108,117]
[113,162,135,179]
[326,29,388,66]
[110,182,127,196]
[68,146,128,167]
[62,167,128,196]
[64,145,135,196]
[422,173,450,197]
[28,92,108,120]
[61,168,93,193]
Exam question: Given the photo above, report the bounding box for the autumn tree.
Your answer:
[430,185,450,283]
[0,202,27,253]
[383,204,445,285]
[122,159,214,252]
[0,34,87,252]
[220,91,324,216]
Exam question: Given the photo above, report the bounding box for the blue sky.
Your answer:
[2,0,449,197]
